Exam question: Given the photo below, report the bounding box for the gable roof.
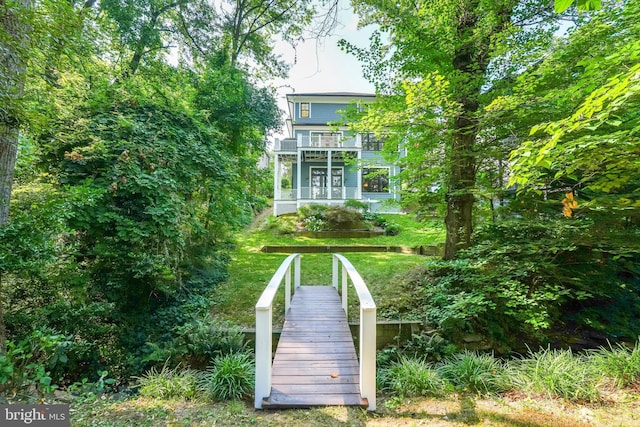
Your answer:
[288,91,375,98]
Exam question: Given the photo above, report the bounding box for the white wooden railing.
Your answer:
[254,253,301,409]
[332,254,377,411]
[254,253,376,411]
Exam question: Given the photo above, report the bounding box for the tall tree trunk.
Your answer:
[0,0,32,351]
[443,4,481,260]
[444,102,478,260]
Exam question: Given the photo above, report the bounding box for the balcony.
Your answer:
[275,134,361,151]
[275,186,360,201]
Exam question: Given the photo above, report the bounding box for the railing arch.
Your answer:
[332,254,377,411]
[254,253,301,409]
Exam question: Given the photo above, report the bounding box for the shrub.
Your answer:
[158,316,248,368]
[439,351,511,395]
[297,204,329,220]
[136,364,201,400]
[344,199,369,212]
[262,215,296,235]
[379,356,450,397]
[0,328,73,398]
[511,347,600,402]
[324,206,365,230]
[303,216,327,231]
[587,340,640,388]
[200,352,254,401]
[384,222,401,236]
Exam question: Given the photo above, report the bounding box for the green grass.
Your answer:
[213,214,444,327]
[243,213,445,249]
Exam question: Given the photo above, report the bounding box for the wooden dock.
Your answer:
[261,286,368,408]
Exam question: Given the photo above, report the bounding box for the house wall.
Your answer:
[293,102,351,124]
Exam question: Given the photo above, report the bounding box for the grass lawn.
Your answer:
[212,213,443,327]
[70,393,640,426]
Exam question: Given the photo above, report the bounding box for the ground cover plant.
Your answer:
[64,344,640,426]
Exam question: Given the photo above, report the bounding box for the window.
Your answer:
[310,131,342,146]
[362,133,384,151]
[300,102,310,118]
[362,168,390,193]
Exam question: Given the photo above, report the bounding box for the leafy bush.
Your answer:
[344,199,369,212]
[303,216,328,231]
[262,215,296,235]
[379,356,450,397]
[587,340,640,388]
[0,329,72,398]
[297,204,329,220]
[438,351,511,395]
[200,352,254,401]
[67,370,116,403]
[419,219,640,349]
[384,222,401,236]
[324,206,366,230]
[136,364,201,400]
[512,347,600,402]
[145,315,248,369]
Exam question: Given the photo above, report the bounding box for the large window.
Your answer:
[362,133,384,151]
[300,102,310,118]
[362,168,390,193]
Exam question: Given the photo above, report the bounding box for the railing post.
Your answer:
[294,255,301,288]
[341,265,348,319]
[332,255,338,289]
[360,306,376,411]
[285,265,291,312]
[255,306,272,409]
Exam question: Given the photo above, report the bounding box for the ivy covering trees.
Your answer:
[0,0,314,381]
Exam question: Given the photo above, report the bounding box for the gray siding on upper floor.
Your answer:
[293,102,352,125]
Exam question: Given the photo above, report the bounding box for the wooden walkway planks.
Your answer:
[262,286,368,408]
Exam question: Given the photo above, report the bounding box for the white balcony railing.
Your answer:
[275,186,359,200]
[275,135,361,150]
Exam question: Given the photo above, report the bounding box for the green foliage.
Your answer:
[200,352,254,401]
[137,364,202,400]
[438,351,511,396]
[587,340,640,388]
[0,329,72,398]
[67,370,116,403]
[555,0,601,13]
[344,199,369,212]
[297,204,329,220]
[378,356,450,397]
[512,347,601,402]
[419,219,640,349]
[146,315,248,369]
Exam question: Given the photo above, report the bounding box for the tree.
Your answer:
[0,0,89,350]
[216,0,314,75]
[343,0,559,259]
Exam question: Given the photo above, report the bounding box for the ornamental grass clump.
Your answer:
[136,364,201,400]
[511,347,600,402]
[438,351,511,396]
[200,352,254,401]
[587,340,640,388]
[378,356,451,397]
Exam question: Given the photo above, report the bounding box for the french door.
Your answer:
[310,167,343,199]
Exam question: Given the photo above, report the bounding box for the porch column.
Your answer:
[273,154,280,216]
[296,150,302,200]
[357,150,362,200]
[327,149,332,200]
